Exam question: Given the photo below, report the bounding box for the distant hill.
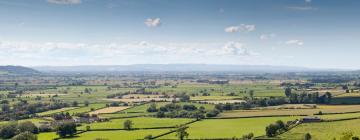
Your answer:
[32,64,328,73]
[0,66,40,75]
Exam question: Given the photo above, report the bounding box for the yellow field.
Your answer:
[89,106,129,115]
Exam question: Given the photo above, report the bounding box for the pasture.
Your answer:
[279,119,360,139]
[160,116,298,139]
[77,117,193,130]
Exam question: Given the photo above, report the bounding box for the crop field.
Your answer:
[279,119,360,139]
[89,106,129,115]
[65,103,107,115]
[160,116,298,139]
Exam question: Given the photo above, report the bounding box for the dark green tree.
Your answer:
[123,120,133,130]
[304,133,312,140]
[56,122,77,138]
[175,125,189,140]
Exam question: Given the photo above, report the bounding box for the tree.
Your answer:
[123,120,133,130]
[324,92,332,103]
[304,133,312,140]
[147,103,158,112]
[11,132,37,140]
[72,101,78,107]
[56,122,77,138]
[352,136,360,140]
[249,90,255,100]
[17,121,39,134]
[84,101,89,107]
[285,87,292,97]
[275,120,287,131]
[265,124,278,137]
[175,125,189,140]
[242,132,254,140]
[179,93,190,102]
[0,123,17,139]
[1,104,10,112]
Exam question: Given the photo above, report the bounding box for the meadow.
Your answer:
[77,117,193,130]
[160,116,298,139]
[279,119,360,139]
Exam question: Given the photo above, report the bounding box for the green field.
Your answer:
[78,117,193,130]
[65,103,107,115]
[37,107,79,116]
[160,116,298,139]
[38,129,171,140]
[280,119,360,139]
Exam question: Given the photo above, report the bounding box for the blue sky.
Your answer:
[0,0,359,69]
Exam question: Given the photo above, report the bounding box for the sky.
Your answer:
[0,0,359,69]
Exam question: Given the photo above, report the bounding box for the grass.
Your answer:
[0,118,50,126]
[99,112,153,118]
[219,105,360,118]
[315,112,360,120]
[78,117,193,130]
[65,103,107,115]
[38,129,172,140]
[160,116,298,139]
[37,107,79,116]
[279,119,360,139]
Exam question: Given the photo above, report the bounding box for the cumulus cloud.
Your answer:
[260,34,276,40]
[224,24,256,33]
[221,42,251,56]
[285,40,304,46]
[145,18,161,27]
[47,0,81,5]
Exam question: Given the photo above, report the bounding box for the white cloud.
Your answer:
[224,24,256,33]
[221,42,251,55]
[145,18,161,27]
[305,0,312,3]
[0,40,257,59]
[47,0,81,5]
[287,6,318,11]
[260,34,276,40]
[285,40,304,46]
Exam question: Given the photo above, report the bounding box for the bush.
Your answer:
[11,132,37,140]
[206,109,220,117]
[56,122,77,138]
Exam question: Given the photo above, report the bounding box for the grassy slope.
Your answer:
[161,116,298,139]
[280,119,360,139]
[78,117,193,130]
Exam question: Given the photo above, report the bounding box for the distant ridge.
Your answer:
[32,64,331,73]
[0,66,40,75]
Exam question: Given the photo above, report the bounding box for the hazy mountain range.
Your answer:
[31,64,341,73]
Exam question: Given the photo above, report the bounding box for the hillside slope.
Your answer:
[0,66,40,75]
